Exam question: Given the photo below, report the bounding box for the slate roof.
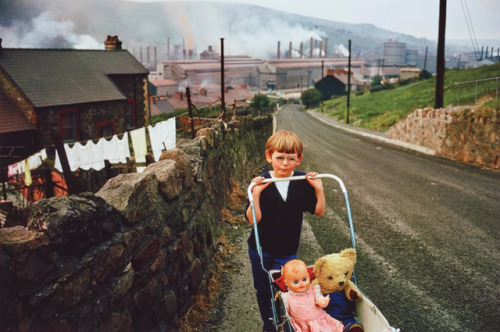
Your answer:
[0,90,33,134]
[0,49,148,108]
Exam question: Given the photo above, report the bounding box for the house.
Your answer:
[315,68,364,101]
[0,36,149,166]
[151,85,253,115]
[400,67,421,81]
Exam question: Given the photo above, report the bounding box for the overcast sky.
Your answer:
[127,0,500,41]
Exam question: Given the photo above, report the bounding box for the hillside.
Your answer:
[318,62,500,131]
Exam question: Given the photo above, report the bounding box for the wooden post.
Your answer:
[347,39,352,124]
[186,87,196,139]
[220,38,226,122]
[434,0,447,109]
[53,134,83,195]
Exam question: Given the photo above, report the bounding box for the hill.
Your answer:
[318,62,500,131]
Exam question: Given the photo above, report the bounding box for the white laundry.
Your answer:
[147,118,176,161]
[77,139,105,171]
[130,127,147,172]
[100,132,130,164]
[7,148,47,178]
[55,141,103,172]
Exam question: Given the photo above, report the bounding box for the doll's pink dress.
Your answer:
[284,287,344,332]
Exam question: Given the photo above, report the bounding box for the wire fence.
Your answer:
[454,76,500,106]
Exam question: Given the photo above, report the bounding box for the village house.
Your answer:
[315,68,366,101]
[0,36,149,167]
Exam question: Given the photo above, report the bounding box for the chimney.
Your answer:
[289,41,292,59]
[208,45,213,52]
[324,38,328,58]
[182,49,187,59]
[277,41,281,59]
[319,40,323,58]
[104,35,122,50]
[154,46,157,67]
[300,42,303,59]
[188,49,193,59]
[310,37,313,58]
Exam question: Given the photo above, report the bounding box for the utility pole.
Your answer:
[435,0,447,109]
[220,38,226,122]
[186,87,196,139]
[347,39,352,124]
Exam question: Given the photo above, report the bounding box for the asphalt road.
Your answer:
[211,104,500,332]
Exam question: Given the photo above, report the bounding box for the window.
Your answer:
[97,121,116,138]
[126,99,136,130]
[58,108,78,142]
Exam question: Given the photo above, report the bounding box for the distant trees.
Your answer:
[300,88,322,108]
[250,93,271,116]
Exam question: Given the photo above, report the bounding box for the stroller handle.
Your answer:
[247,173,357,252]
[247,173,347,202]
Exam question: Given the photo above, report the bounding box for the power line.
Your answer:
[460,0,481,62]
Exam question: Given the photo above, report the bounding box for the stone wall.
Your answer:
[389,107,499,170]
[0,116,272,331]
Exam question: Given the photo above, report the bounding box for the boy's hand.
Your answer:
[305,172,323,190]
[251,176,271,195]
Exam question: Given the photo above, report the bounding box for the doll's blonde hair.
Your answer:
[283,259,307,278]
[266,130,304,156]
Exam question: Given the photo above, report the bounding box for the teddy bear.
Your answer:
[312,248,364,332]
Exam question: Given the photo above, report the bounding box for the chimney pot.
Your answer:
[104,35,122,50]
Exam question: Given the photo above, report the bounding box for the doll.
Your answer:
[281,259,344,332]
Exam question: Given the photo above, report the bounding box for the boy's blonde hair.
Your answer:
[266,130,303,156]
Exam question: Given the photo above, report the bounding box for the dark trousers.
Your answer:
[248,247,296,331]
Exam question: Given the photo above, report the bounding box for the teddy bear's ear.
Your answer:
[340,248,356,262]
[313,257,326,275]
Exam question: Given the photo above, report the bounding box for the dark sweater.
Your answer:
[247,170,317,255]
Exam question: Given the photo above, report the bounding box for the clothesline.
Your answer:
[6,117,177,182]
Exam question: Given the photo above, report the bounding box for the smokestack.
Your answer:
[146,46,150,64]
[289,41,292,59]
[310,37,313,58]
[104,35,122,50]
[300,42,303,59]
[324,38,328,58]
[167,37,170,60]
[154,46,157,68]
[183,49,187,59]
[188,49,193,60]
[140,46,143,62]
[277,41,281,59]
[319,40,323,58]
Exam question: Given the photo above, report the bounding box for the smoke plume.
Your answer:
[0,0,330,58]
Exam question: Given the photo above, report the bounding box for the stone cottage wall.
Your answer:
[389,107,499,170]
[0,116,272,331]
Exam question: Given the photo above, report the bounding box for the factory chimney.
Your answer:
[289,41,292,59]
[277,41,281,59]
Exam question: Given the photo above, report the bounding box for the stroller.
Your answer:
[247,174,397,332]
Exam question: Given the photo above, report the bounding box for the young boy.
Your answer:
[246,130,325,332]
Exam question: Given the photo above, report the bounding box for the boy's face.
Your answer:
[266,150,302,178]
